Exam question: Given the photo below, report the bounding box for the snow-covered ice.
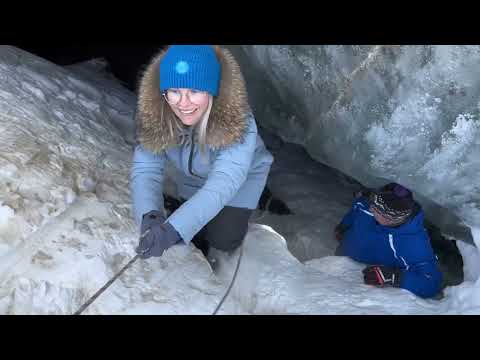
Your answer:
[228,45,480,245]
[0,45,479,315]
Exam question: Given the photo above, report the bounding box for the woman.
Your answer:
[131,45,274,263]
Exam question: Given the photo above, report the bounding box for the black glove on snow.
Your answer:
[136,222,182,259]
[353,188,373,199]
[141,210,166,235]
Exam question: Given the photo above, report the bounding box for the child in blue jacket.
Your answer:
[335,183,443,299]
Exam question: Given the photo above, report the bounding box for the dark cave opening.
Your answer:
[11,43,165,91]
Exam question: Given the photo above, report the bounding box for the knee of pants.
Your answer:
[204,207,252,252]
[208,227,247,252]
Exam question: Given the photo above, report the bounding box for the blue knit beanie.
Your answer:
[160,45,221,96]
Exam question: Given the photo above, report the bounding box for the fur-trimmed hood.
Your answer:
[136,46,250,153]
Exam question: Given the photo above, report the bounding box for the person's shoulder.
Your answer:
[239,113,259,138]
[409,205,427,229]
[353,197,371,209]
[396,213,433,249]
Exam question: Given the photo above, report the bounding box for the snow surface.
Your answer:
[0,45,479,315]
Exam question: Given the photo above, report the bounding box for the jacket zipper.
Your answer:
[188,131,204,179]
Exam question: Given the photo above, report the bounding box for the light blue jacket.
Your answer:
[131,115,273,243]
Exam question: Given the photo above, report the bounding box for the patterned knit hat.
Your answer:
[370,183,415,225]
[159,45,221,96]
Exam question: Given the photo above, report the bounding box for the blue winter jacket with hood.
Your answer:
[130,46,274,243]
[338,197,443,299]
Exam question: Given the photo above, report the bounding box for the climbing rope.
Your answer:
[74,230,151,316]
[212,242,244,315]
[74,234,244,316]
[74,254,140,315]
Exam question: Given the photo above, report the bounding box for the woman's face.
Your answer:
[164,88,210,127]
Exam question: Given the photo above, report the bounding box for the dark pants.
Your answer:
[193,206,253,255]
[164,194,252,256]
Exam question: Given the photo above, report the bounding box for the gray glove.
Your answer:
[141,210,166,235]
[136,221,182,259]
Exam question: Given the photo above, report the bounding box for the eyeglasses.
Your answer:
[163,89,209,106]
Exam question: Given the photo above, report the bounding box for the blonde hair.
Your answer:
[196,95,214,156]
[159,95,184,142]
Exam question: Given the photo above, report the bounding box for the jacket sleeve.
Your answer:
[340,207,355,229]
[400,261,443,299]
[167,116,258,243]
[130,145,166,228]
[340,198,370,228]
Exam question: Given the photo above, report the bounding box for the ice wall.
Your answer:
[227,45,480,244]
